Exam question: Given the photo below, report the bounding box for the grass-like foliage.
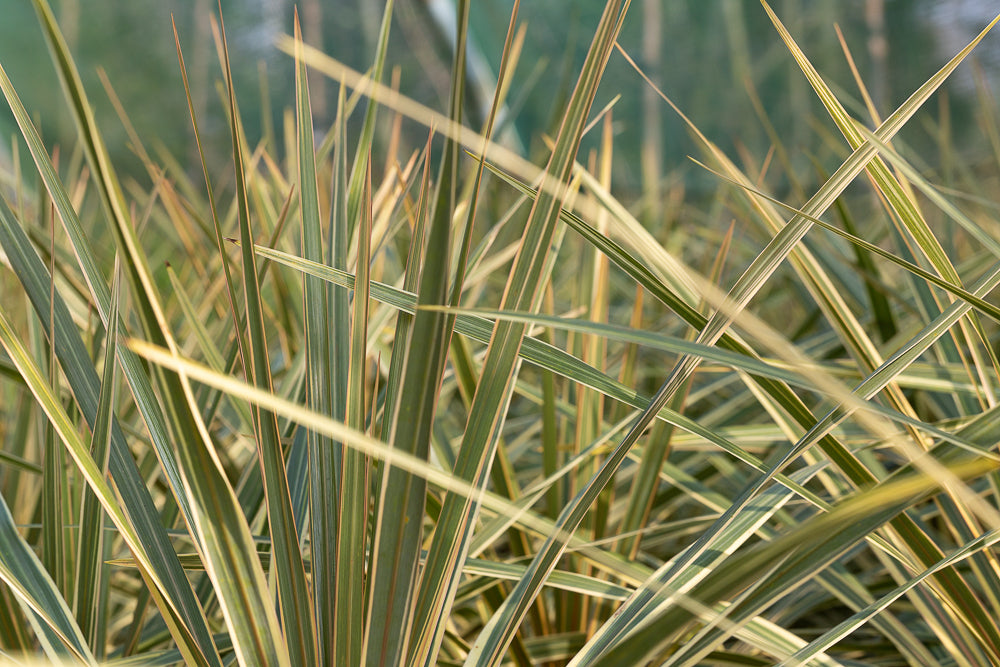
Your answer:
[3,0,1000,665]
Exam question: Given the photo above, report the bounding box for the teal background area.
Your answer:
[1,1,998,195]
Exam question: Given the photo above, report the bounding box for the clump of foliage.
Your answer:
[2,1,1000,666]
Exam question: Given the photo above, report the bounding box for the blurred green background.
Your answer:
[1,0,998,197]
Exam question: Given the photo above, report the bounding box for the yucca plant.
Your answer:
[2,0,1000,665]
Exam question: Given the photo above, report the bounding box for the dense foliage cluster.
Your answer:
[1,1,1000,665]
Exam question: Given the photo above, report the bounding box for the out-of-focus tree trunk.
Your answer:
[58,0,79,144]
[411,0,519,145]
[866,0,888,115]
[360,0,382,63]
[58,0,79,49]
[642,0,662,226]
[188,0,211,170]
[414,0,482,128]
[303,0,327,121]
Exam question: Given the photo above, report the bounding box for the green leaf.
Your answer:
[291,13,339,667]
[216,12,315,665]
[458,3,632,664]
[0,491,95,665]
[0,185,218,667]
[0,306,200,666]
[338,142,373,667]
[587,456,998,667]
[73,259,121,657]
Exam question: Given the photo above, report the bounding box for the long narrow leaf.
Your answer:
[73,260,121,657]
[0,491,95,665]
[216,11,315,665]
